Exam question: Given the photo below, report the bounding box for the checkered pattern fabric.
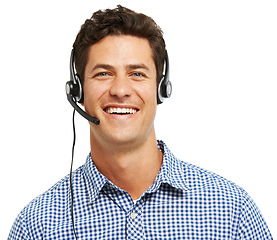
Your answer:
[8,140,272,239]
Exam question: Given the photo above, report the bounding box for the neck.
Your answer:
[90,130,163,200]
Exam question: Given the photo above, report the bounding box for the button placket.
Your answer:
[127,210,143,239]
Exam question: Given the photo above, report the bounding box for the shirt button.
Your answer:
[130,212,137,219]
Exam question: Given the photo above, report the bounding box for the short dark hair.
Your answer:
[73,5,166,85]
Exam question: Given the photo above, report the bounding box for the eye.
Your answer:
[131,72,147,79]
[95,72,108,77]
[133,72,142,77]
[93,71,113,80]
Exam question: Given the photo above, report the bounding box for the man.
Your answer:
[9,5,272,239]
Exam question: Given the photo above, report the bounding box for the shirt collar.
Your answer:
[83,140,191,202]
[83,154,108,203]
[148,140,191,193]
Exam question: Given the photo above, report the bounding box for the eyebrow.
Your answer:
[126,64,149,71]
[91,64,115,72]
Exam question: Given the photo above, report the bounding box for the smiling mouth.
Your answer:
[104,107,138,115]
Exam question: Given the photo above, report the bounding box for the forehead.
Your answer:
[86,35,155,70]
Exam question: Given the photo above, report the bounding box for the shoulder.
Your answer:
[161,138,272,238]
[176,159,272,238]
[31,165,83,203]
[178,158,250,204]
[161,140,245,198]
[26,164,84,212]
[8,165,84,239]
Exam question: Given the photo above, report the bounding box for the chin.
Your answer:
[106,132,141,146]
[101,126,152,148]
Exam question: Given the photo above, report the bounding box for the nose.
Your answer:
[109,75,132,99]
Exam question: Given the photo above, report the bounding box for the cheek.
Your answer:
[82,82,107,111]
[135,83,157,123]
[136,82,157,105]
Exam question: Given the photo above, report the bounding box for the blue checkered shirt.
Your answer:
[9,140,272,239]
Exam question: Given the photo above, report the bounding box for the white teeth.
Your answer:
[106,107,137,114]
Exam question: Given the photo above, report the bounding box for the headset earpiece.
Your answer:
[157,50,172,104]
[66,49,84,103]
[72,74,84,103]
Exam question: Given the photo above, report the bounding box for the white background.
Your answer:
[1,0,276,238]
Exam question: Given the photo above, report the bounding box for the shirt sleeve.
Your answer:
[235,192,273,239]
[8,212,31,240]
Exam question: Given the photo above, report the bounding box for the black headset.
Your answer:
[157,50,172,104]
[66,48,172,125]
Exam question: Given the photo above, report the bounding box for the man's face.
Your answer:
[83,35,157,147]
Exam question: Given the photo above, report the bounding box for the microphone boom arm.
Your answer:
[66,93,100,125]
